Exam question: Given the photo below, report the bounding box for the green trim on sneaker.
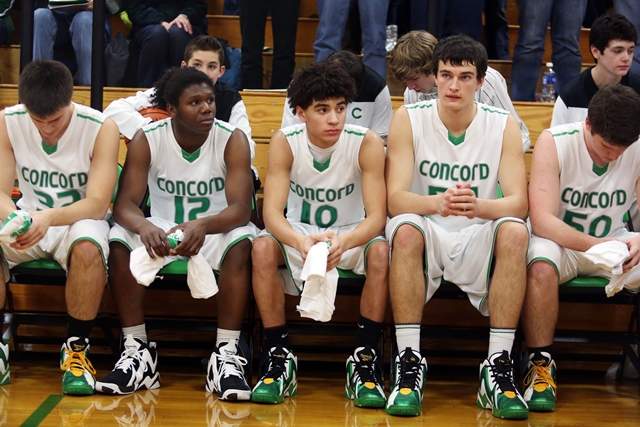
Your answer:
[61,337,96,395]
[345,346,386,408]
[251,346,298,404]
[523,352,557,412]
[477,351,529,420]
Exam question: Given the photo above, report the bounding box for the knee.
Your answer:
[34,8,55,25]
[224,239,252,266]
[70,240,103,268]
[391,224,424,255]
[138,25,169,47]
[71,11,93,31]
[496,222,529,255]
[251,237,280,270]
[366,240,389,276]
[527,261,558,291]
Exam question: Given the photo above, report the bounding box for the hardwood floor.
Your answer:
[2,353,639,426]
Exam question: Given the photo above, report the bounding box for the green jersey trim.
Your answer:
[181,147,201,163]
[215,121,234,133]
[343,128,366,137]
[551,129,580,137]
[5,110,28,117]
[448,131,466,146]
[479,106,509,115]
[284,128,304,137]
[76,113,104,125]
[144,121,169,133]
[592,162,609,176]
[41,140,58,155]
[313,156,331,172]
[406,103,434,110]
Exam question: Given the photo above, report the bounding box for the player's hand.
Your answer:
[446,183,478,218]
[168,219,207,257]
[324,230,345,271]
[621,234,640,272]
[296,233,327,262]
[171,14,192,34]
[138,222,172,259]
[11,210,52,250]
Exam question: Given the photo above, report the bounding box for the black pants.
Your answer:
[239,0,300,89]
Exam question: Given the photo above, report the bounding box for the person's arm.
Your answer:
[169,128,253,257]
[0,112,17,220]
[482,69,531,152]
[620,177,640,271]
[228,100,255,162]
[103,88,155,139]
[262,131,318,260]
[281,97,301,128]
[550,96,569,127]
[369,86,393,135]
[15,118,120,250]
[386,106,443,217]
[325,131,386,269]
[529,130,605,252]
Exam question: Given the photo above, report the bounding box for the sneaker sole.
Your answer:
[527,401,555,412]
[63,385,95,396]
[385,405,421,416]
[492,408,529,420]
[218,389,251,401]
[96,374,160,395]
[251,393,285,404]
[355,397,386,408]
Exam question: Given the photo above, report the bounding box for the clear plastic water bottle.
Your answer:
[541,62,556,103]
[386,25,398,53]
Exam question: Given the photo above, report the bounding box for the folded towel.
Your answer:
[297,242,339,322]
[0,211,33,244]
[584,241,631,297]
[129,230,218,299]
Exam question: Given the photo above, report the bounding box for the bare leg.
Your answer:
[252,237,286,328]
[488,222,529,329]
[107,241,146,327]
[216,239,252,331]
[66,240,107,320]
[361,240,389,322]
[389,224,426,325]
[521,260,558,347]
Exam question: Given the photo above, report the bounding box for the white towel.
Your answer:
[0,211,32,243]
[296,242,339,322]
[584,241,631,297]
[129,247,218,299]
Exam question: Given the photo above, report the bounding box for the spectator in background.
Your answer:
[126,0,208,88]
[239,0,300,89]
[0,0,15,46]
[314,0,390,79]
[510,0,588,101]
[484,0,510,60]
[614,0,640,75]
[33,0,112,86]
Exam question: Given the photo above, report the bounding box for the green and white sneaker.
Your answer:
[477,350,528,420]
[0,340,9,385]
[60,337,96,395]
[345,346,386,408]
[251,346,298,404]
[385,348,427,416]
[523,351,557,412]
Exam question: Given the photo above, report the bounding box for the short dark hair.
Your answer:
[431,34,488,80]
[287,61,357,114]
[325,50,365,94]
[590,13,638,62]
[587,84,640,147]
[18,60,73,117]
[151,67,215,111]
[184,35,225,66]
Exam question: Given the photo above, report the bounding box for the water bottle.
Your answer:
[541,62,556,103]
[386,25,398,53]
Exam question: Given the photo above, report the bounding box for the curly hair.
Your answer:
[287,61,357,115]
[151,67,214,111]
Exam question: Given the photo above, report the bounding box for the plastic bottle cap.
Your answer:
[546,62,553,68]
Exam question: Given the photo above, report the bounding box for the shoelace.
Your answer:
[262,353,287,381]
[61,349,96,376]
[113,347,142,373]
[398,355,420,389]
[489,358,517,393]
[220,354,248,379]
[524,365,557,391]
[355,358,377,384]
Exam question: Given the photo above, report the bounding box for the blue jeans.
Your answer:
[314,0,390,79]
[511,0,587,101]
[614,0,640,76]
[133,24,204,88]
[485,0,510,60]
[33,9,112,86]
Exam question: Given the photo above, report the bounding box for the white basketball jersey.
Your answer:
[5,103,103,211]
[284,123,366,227]
[406,101,508,233]
[551,122,640,237]
[145,118,234,223]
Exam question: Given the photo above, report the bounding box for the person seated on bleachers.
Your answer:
[251,61,389,408]
[33,0,112,86]
[389,30,531,152]
[126,0,208,88]
[281,51,393,138]
[385,35,529,419]
[522,85,640,412]
[96,67,258,400]
[0,60,120,391]
[104,35,259,188]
